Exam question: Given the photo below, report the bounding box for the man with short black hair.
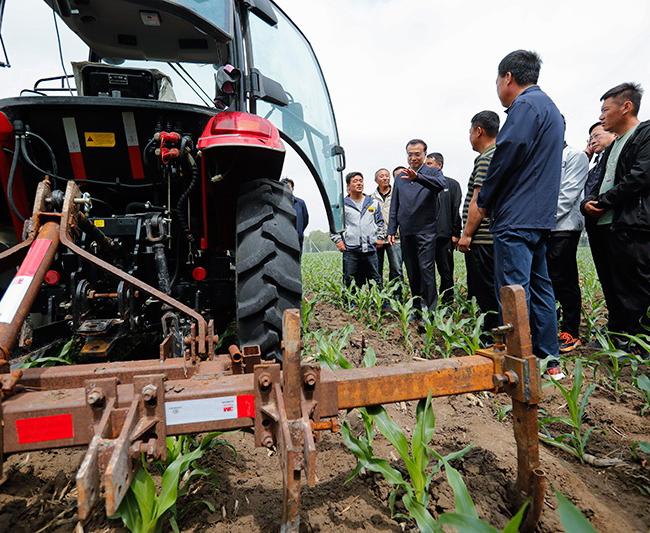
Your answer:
[476,50,565,378]
[371,168,403,286]
[425,153,462,304]
[582,82,650,344]
[331,172,385,290]
[458,111,500,332]
[281,177,309,253]
[388,140,446,315]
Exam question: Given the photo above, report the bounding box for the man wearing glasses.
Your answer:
[387,139,446,317]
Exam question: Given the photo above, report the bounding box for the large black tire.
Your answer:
[236,179,302,362]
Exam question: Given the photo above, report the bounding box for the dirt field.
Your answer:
[1,297,649,532]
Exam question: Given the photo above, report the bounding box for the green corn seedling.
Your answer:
[389,295,418,350]
[111,432,234,533]
[540,360,601,463]
[301,294,318,332]
[305,325,354,370]
[633,374,650,416]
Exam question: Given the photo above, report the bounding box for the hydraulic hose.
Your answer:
[175,146,198,243]
[7,135,24,223]
[25,130,58,175]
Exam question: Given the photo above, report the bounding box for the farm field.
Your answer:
[0,249,649,532]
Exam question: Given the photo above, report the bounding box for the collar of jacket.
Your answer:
[505,84,540,114]
[344,194,373,211]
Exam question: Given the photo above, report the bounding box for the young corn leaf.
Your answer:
[402,491,440,533]
[554,488,598,533]
[444,463,479,519]
[365,405,410,461]
[131,465,156,527]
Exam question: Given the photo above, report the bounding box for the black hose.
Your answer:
[25,131,58,175]
[175,146,198,243]
[7,135,25,223]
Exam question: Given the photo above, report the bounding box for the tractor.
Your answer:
[0,0,346,362]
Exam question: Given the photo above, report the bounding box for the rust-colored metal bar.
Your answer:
[282,309,302,419]
[4,355,496,453]
[280,309,303,532]
[0,220,61,362]
[58,180,210,357]
[335,355,495,409]
[17,357,231,390]
[500,285,545,533]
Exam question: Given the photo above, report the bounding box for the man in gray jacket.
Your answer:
[546,143,589,352]
[372,168,403,286]
[332,172,386,289]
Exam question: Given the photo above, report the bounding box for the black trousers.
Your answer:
[465,242,499,332]
[608,229,650,334]
[586,223,626,332]
[546,231,582,338]
[435,237,454,304]
[401,233,438,312]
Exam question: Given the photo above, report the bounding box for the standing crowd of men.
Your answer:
[325,49,650,379]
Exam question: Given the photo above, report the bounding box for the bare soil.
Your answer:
[1,299,649,532]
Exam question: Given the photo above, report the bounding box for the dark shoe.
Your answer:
[559,332,581,353]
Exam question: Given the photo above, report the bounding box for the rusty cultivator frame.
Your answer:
[0,178,545,532]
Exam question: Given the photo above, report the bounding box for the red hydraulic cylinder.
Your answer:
[0,221,60,362]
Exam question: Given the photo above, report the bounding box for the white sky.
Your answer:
[2,0,650,232]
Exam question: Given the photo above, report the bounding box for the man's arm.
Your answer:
[302,200,309,229]
[458,187,486,252]
[557,150,589,226]
[477,102,539,210]
[330,232,346,252]
[387,180,399,244]
[450,178,462,241]
[597,131,650,208]
[375,200,386,241]
[413,165,446,192]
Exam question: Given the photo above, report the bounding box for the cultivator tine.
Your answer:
[499,285,545,533]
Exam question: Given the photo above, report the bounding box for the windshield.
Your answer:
[248,6,344,232]
[170,0,232,37]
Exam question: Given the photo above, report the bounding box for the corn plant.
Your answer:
[430,305,490,358]
[389,295,418,350]
[634,374,650,416]
[493,398,513,422]
[588,341,634,401]
[304,324,354,370]
[341,393,473,531]
[20,337,77,368]
[301,294,318,332]
[539,360,601,463]
[631,441,650,460]
[553,488,598,533]
[111,432,233,533]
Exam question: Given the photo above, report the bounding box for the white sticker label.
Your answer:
[166,396,240,426]
[0,276,33,324]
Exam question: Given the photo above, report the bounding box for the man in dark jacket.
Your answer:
[426,153,462,305]
[582,82,650,340]
[281,178,309,253]
[476,50,565,379]
[388,139,446,315]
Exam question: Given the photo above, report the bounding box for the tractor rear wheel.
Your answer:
[236,179,302,362]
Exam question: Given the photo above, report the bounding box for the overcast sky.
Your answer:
[2,0,650,232]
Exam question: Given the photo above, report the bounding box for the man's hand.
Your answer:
[387,235,396,246]
[377,239,384,249]
[335,240,346,252]
[451,236,459,247]
[458,234,472,253]
[584,200,605,219]
[401,168,418,181]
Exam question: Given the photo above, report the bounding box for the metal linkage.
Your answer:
[0,287,544,531]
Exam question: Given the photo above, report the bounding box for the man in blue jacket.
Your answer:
[387,139,446,315]
[475,50,565,379]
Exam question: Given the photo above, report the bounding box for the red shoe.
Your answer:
[544,365,566,381]
[559,332,581,353]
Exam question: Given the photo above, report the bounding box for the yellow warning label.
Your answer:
[85,132,115,147]
[93,220,105,228]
